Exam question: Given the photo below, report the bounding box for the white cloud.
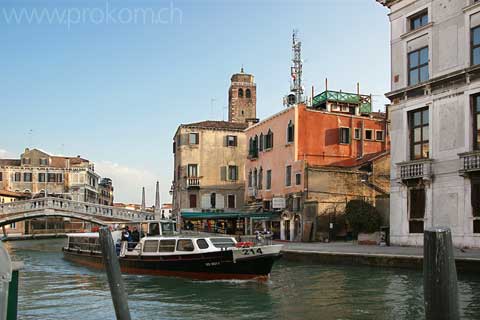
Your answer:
[0,148,15,158]
[94,160,162,205]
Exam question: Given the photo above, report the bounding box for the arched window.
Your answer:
[253,168,258,188]
[246,89,251,98]
[265,129,274,149]
[248,170,252,187]
[259,133,264,151]
[287,120,294,143]
[238,88,244,98]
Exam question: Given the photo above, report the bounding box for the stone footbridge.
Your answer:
[0,197,156,227]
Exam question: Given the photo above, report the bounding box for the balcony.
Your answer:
[186,177,200,189]
[459,151,480,175]
[247,187,258,197]
[397,159,433,182]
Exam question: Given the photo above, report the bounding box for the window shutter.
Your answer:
[216,194,225,209]
[201,194,211,209]
[220,166,227,181]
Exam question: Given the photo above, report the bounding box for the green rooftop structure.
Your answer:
[311,90,372,114]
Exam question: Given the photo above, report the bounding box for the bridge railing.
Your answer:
[0,197,154,221]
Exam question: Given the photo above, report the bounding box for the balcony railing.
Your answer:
[247,187,258,197]
[187,177,200,189]
[397,159,433,181]
[459,151,480,175]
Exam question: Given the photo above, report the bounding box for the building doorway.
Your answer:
[284,220,290,241]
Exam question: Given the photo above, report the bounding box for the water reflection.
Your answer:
[5,239,480,320]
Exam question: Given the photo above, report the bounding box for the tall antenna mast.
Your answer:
[291,29,303,104]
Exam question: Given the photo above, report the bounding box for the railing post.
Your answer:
[98,227,131,320]
[0,241,12,320]
[424,227,459,320]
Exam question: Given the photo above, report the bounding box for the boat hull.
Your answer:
[62,248,281,280]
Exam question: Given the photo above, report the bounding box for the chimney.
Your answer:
[154,181,161,213]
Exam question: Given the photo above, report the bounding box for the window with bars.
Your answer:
[408,47,429,86]
[409,107,429,160]
[409,187,425,233]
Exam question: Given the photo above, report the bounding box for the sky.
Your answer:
[0,0,390,205]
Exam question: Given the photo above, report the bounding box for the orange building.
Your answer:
[245,90,390,241]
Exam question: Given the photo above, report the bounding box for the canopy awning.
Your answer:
[180,211,280,220]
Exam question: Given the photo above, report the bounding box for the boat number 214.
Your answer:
[242,248,263,255]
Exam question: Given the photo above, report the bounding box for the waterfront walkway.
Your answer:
[278,241,480,272]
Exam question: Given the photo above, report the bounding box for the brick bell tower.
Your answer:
[228,68,256,123]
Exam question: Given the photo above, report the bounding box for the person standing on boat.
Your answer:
[121,226,131,242]
[131,226,140,244]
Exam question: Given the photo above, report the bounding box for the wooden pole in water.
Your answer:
[423,227,459,320]
[99,227,131,320]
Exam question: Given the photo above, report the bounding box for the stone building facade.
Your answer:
[245,93,390,241]
[378,0,480,248]
[0,148,112,204]
[172,121,248,216]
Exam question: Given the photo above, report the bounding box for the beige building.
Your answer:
[172,120,248,215]
[0,148,112,204]
[172,70,256,230]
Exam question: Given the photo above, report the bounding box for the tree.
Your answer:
[345,199,382,237]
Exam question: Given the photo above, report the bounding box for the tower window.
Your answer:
[238,88,244,98]
[287,120,294,143]
[246,89,251,98]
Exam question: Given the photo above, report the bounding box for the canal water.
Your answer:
[5,239,480,320]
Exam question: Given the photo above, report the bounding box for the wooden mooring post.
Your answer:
[423,227,459,320]
[99,227,131,320]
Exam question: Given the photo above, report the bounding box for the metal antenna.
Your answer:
[291,29,304,104]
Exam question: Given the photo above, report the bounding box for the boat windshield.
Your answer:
[210,237,236,249]
[161,222,175,236]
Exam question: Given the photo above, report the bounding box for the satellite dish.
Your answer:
[287,94,296,105]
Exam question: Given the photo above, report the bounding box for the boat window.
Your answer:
[159,239,176,252]
[149,223,160,236]
[210,237,235,249]
[143,240,159,253]
[161,222,175,236]
[196,239,209,249]
[176,239,195,252]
